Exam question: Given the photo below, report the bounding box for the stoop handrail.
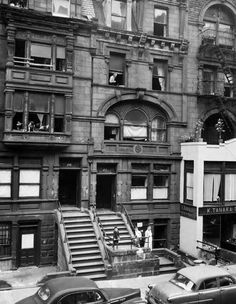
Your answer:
[119,202,135,233]
[57,201,73,269]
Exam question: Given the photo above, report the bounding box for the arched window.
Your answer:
[151,116,167,142]
[104,113,120,140]
[203,5,234,47]
[123,110,148,141]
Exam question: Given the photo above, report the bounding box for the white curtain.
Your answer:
[225,174,236,201]
[123,125,147,138]
[186,172,193,200]
[204,174,221,202]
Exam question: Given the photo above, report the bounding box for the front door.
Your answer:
[59,169,80,206]
[17,223,39,267]
[96,175,116,210]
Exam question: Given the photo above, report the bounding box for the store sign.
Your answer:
[180,203,197,220]
[199,205,236,216]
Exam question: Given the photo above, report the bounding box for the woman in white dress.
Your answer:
[144,225,153,250]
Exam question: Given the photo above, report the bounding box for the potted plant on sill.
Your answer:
[215,118,225,143]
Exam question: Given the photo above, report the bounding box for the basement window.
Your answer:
[0,223,11,257]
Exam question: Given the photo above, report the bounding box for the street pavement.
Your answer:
[0,266,173,304]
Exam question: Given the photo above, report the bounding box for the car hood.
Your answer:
[102,287,141,303]
[15,294,39,304]
[149,281,189,302]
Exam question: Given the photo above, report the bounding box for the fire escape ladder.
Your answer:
[214,46,234,86]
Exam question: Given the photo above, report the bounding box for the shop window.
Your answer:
[153,175,168,199]
[225,174,236,201]
[123,109,148,141]
[109,53,125,86]
[131,175,147,200]
[151,116,166,142]
[10,0,27,8]
[203,215,220,246]
[203,5,234,47]
[154,8,168,37]
[52,0,70,17]
[19,169,40,198]
[0,223,11,257]
[202,67,216,95]
[111,0,127,30]
[152,60,167,91]
[104,113,120,140]
[0,169,11,198]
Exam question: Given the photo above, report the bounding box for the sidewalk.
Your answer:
[0,266,173,304]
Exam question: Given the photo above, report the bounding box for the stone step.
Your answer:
[159,266,178,274]
[72,260,104,268]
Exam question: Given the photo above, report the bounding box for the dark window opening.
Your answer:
[152,60,167,91]
[54,117,64,132]
[109,53,125,86]
[10,0,27,8]
[56,47,66,71]
[14,39,26,65]
[0,223,11,257]
[202,113,234,144]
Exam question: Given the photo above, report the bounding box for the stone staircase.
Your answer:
[96,210,134,248]
[62,208,107,280]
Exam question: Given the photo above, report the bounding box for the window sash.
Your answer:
[19,169,40,198]
[203,174,221,202]
[186,172,194,200]
[153,187,168,199]
[0,170,11,198]
[52,0,70,17]
[131,187,147,200]
[225,174,236,201]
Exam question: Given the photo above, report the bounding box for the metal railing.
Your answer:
[57,201,73,266]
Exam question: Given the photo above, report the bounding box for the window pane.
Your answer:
[153,188,168,199]
[204,174,221,202]
[13,92,24,111]
[0,186,11,198]
[225,174,236,201]
[154,9,167,23]
[131,188,147,200]
[57,47,65,59]
[186,172,194,200]
[55,96,65,114]
[105,114,119,124]
[19,185,40,197]
[125,110,147,124]
[132,176,147,186]
[20,170,40,183]
[53,0,70,17]
[29,97,49,113]
[31,44,51,58]
[0,170,11,183]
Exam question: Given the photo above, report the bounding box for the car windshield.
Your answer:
[170,273,195,291]
[37,285,51,301]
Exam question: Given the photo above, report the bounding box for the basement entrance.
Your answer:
[59,158,81,206]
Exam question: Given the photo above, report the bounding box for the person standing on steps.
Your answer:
[144,225,153,250]
[113,226,120,249]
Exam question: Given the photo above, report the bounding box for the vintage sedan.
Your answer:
[146,265,236,304]
[16,276,143,304]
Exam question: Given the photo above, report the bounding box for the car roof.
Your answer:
[177,265,230,284]
[43,276,98,294]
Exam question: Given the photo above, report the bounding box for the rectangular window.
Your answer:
[153,175,168,199]
[154,8,167,37]
[30,43,52,69]
[152,60,167,91]
[0,170,11,198]
[204,174,221,202]
[19,169,40,198]
[202,67,216,95]
[0,223,11,257]
[54,95,65,132]
[56,47,66,71]
[131,175,147,200]
[186,172,194,200]
[109,53,125,86]
[111,0,127,30]
[14,39,26,65]
[52,0,70,17]
[225,174,236,201]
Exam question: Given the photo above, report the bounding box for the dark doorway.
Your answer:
[96,175,116,210]
[59,169,80,206]
[203,113,234,144]
[17,222,39,267]
[153,219,168,248]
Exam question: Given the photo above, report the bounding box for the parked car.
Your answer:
[16,276,142,304]
[145,265,236,304]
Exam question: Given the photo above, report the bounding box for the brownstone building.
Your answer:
[1,0,235,273]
